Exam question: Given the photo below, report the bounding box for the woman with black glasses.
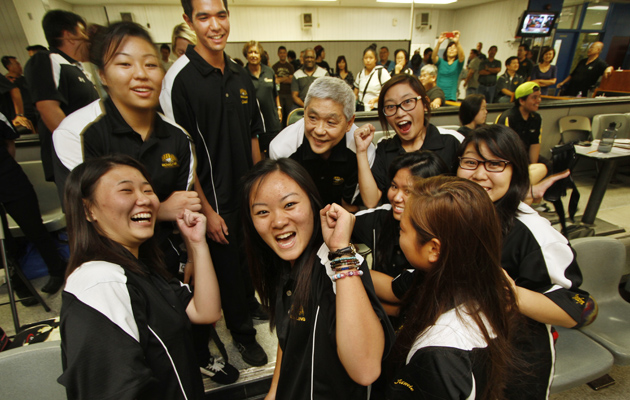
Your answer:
[354,74,464,207]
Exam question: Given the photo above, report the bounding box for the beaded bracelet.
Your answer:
[330,256,358,264]
[334,265,359,272]
[331,270,364,282]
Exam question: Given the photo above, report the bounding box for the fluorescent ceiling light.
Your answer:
[587,6,609,11]
[593,22,602,25]
[377,0,457,4]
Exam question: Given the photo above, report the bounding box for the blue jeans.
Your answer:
[477,84,496,103]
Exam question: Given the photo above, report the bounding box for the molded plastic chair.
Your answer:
[571,237,630,365]
[7,161,66,236]
[287,108,304,125]
[559,115,592,144]
[372,131,388,146]
[0,341,65,400]
[591,114,629,140]
[550,326,613,394]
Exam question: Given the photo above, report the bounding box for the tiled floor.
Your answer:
[2,166,630,399]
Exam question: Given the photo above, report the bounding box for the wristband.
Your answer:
[328,243,357,260]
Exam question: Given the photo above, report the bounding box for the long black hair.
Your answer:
[459,94,486,126]
[64,155,168,280]
[374,151,449,272]
[456,125,530,235]
[390,176,520,399]
[241,158,323,329]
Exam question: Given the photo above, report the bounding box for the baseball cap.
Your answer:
[514,82,540,100]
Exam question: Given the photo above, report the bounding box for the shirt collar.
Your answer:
[50,47,78,64]
[104,97,167,138]
[186,45,240,77]
[301,134,348,161]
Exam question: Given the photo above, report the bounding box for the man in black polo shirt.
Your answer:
[160,0,267,368]
[477,45,501,103]
[557,41,613,97]
[496,56,525,103]
[516,43,534,80]
[269,76,375,212]
[496,82,542,164]
[24,10,99,182]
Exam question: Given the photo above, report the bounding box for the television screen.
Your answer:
[517,11,558,37]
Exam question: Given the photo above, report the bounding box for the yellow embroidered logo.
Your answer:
[290,306,306,322]
[240,88,248,104]
[394,379,414,391]
[572,294,585,305]
[332,176,344,186]
[161,153,179,168]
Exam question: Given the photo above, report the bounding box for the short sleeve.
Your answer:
[371,145,390,193]
[385,347,474,400]
[291,75,298,92]
[25,52,65,104]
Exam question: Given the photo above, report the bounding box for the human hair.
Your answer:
[90,21,157,71]
[241,158,323,329]
[390,175,519,399]
[457,125,530,235]
[442,41,457,61]
[421,64,437,77]
[519,43,530,52]
[26,45,47,53]
[335,55,348,74]
[278,45,286,52]
[470,49,479,56]
[314,45,324,58]
[242,40,264,59]
[378,74,431,134]
[375,151,449,271]
[505,56,518,67]
[305,76,355,122]
[181,0,228,19]
[160,43,170,52]
[42,10,87,48]
[287,50,296,59]
[423,47,433,56]
[540,46,555,62]
[459,94,486,126]
[64,155,168,280]
[363,45,377,58]
[1,56,16,70]
[171,22,197,51]
[394,49,409,64]
[489,45,498,52]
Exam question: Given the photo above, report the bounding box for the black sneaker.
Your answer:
[235,340,268,366]
[200,356,239,384]
[14,287,38,307]
[41,276,64,294]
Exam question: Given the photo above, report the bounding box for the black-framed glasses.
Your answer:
[383,96,422,117]
[458,157,510,172]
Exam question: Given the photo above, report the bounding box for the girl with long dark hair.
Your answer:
[58,155,220,399]
[334,55,354,88]
[456,125,591,398]
[242,158,394,400]
[385,176,520,399]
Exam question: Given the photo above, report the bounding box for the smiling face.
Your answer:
[250,171,314,265]
[507,58,519,72]
[519,91,541,114]
[186,0,229,57]
[278,48,287,62]
[457,142,513,202]
[384,82,425,145]
[542,49,555,63]
[100,36,163,114]
[446,43,458,59]
[87,165,159,257]
[387,167,413,221]
[246,46,261,66]
[303,49,316,70]
[304,98,353,160]
[474,100,488,126]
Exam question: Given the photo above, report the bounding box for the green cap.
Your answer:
[514,81,540,100]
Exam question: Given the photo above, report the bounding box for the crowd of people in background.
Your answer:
[1,2,613,399]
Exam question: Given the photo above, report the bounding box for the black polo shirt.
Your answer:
[495,72,525,102]
[566,57,609,96]
[496,105,541,151]
[24,48,99,181]
[53,97,195,202]
[160,46,264,215]
[269,119,374,206]
[274,243,394,400]
[517,57,534,79]
[353,205,410,278]
[247,64,281,135]
[0,75,16,121]
[371,124,463,198]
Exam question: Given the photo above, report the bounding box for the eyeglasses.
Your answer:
[458,157,510,172]
[383,96,422,117]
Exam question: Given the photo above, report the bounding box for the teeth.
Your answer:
[211,35,223,39]
[134,88,150,92]
[277,232,293,240]
[131,212,151,221]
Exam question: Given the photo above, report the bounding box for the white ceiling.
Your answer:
[65,0,496,10]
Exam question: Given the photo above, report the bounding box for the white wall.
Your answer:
[0,0,31,66]
[12,0,73,46]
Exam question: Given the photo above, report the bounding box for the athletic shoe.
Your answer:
[200,356,239,384]
[41,276,64,294]
[235,340,268,366]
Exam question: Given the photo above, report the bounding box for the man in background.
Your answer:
[291,48,328,108]
[273,45,295,126]
[557,41,613,97]
[477,45,501,103]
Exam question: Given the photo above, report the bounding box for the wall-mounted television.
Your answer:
[516,10,558,37]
